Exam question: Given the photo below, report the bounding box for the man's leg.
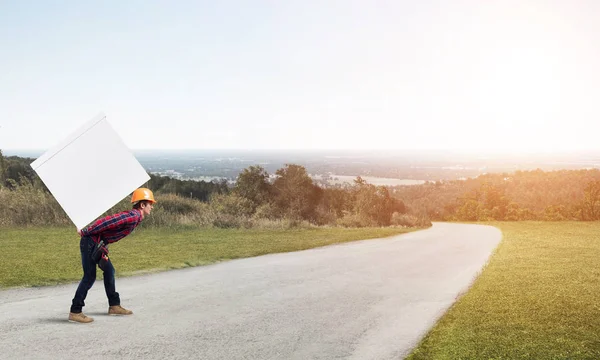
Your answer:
[70,237,97,322]
[102,257,120,307]
[103,258,133,315]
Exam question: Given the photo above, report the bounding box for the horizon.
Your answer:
[6,147,600,157]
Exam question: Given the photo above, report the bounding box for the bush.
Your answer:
[0,180,70,227]
[313,205,338,226]
[206,193,255,228]
[252,202,280,220]
[155,193,203,215]
[337,213,378,228]
[391,212,432,228]
[144,194,213,228]
[209,193,254,218]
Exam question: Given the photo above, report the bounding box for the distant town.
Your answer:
[6,149,600,185]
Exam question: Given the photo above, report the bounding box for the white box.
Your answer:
[31,113,150,230]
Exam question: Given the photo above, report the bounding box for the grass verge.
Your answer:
[0,226,416,288]
[407,221,600,360]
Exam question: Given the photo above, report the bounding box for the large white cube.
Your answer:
[31,113,150,230]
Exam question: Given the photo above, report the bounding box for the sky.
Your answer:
[1,0,599,153]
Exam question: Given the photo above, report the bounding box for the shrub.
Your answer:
[252,202,280,220]
[313,204,338,226]
[337,213,378,228]
[143,194,213,228]
[209,193,254,218]
[0,180,70,227]
[391,212,432,228]
[154,193,203,215]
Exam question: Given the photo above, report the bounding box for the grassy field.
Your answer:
[0,226,415,288]
[407,222,600,360]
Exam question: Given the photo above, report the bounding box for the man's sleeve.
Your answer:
[81,212,136,236]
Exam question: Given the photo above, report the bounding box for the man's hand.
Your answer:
[77,228,82,236]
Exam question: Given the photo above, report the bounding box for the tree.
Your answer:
[455,199,481,221]
[234,166,271,210]
[3,155,38,189]
[581,180,600,220]
[352,181,405,226]
[273,164,322,220]
[544,204,570,221]
[505,202,521,221]
[320,188,350,218]
[480,183,509,220]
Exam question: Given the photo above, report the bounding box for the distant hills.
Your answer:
[5,149,600,183]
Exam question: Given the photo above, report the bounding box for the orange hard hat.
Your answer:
[131,188,156,204]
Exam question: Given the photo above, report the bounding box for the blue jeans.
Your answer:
[70,236,120,313]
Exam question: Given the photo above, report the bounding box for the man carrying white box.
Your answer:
[30,113,155,324]
[69,188,156,323]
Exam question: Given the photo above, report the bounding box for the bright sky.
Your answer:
[1,1,599,153]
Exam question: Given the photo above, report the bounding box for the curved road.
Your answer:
[0,223,501,359]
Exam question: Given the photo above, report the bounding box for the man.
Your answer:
[68,188,156,323]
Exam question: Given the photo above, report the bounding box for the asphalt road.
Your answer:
[0,222,501,360]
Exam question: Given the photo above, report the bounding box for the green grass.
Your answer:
[0,226,415,288]
[407,222,600,360]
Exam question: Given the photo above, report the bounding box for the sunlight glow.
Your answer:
[1,1,599,153]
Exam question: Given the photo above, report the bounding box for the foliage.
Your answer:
[208,193,254,228]
[0,152,423,229]
[0,177,70,226]
[252,202,280,220]
[352,181,406,226]
[14,151,600,224]
[337,213,378,228]
[273,164,323,221]
[393,169,600,221]
[1,155,42,190]
[320,187,353,218]
[390,213,431,228]
[580,180,600,220]
[233,165,271,210]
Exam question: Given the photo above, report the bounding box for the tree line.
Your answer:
[0,152,415,228]
[8,149,600,225]
[393,169,600,221]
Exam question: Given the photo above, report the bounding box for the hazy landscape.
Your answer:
[7,149,600,185]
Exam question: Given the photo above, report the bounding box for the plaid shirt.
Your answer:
[80,209,143,244]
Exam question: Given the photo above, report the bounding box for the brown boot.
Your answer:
[108,305,133,315]
[68,312,94,323]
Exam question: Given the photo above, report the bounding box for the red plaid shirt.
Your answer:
[80,209,143,244]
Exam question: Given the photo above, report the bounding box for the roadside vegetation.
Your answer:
[0,151,428,229]
[393,169,600,221]
[6,151,600,226]
[407,222,600,360]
